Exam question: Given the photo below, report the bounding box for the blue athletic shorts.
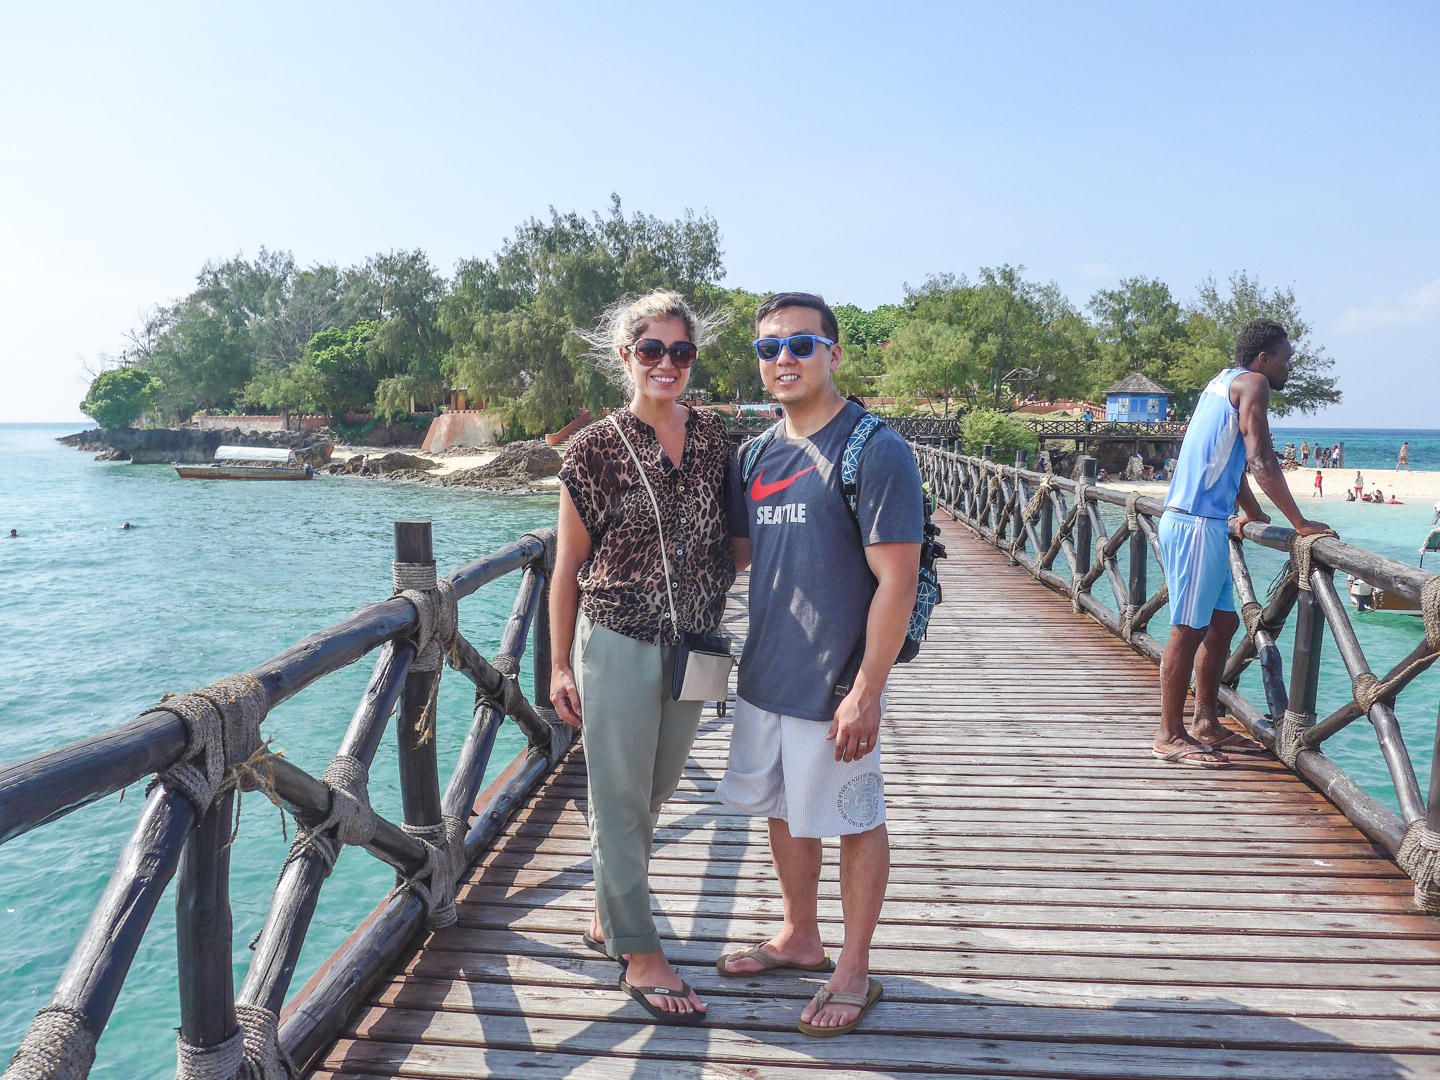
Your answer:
[1158,508,1235,629]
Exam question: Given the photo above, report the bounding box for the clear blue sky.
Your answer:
[2,1,1436,426]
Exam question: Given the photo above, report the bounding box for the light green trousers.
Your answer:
[572,613,704,956]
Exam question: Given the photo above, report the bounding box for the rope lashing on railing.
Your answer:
[155,674,270,814]
[173,1002,294,1080]
[398,815,466,928]
[1398,818,1440,914]
[1241,601,1266,640]
[392,561,459,673]
[3,1004,95,1080]
[1068,483,1090,612]
[1124,492,1142,536]
[1007,474,1058,563]
[1274,709,1315,769]
[1289,531,1335,592]
[490,653,521,679]
[283,754,378,875]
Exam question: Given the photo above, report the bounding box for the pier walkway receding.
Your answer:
[314,518,1440,1080]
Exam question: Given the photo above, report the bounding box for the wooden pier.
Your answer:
[311,518,1440,1080]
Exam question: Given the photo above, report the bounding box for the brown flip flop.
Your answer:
[797,978,883,1037]
[716,942,834,977]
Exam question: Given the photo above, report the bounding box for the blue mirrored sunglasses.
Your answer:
[752,334,836,361]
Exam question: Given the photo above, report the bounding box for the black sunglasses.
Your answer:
[629,338,698,368]
[752,334,836,361]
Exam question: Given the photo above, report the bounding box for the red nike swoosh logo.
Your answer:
[750,465,818,501]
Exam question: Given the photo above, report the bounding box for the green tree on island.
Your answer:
[81,368,166,429]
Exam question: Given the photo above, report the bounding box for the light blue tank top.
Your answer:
[1165,367,1249,519]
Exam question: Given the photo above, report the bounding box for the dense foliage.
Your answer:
[79,368,165,430]
[961,410,1041,462]
[83,201,1342,432]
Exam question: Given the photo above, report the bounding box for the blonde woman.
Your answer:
[550,289,734,1024]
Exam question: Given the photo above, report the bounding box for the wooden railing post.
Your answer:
[531,534,555,710]
[1280,583,1326,767]
[175,793,237,1055]
[394,520,443,831]
[1075,456,1097,574]
[1127,511,1147,625]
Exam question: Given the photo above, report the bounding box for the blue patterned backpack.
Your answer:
[739,405,945,664]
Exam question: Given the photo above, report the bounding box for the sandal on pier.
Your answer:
[618,973,707,1026]
[797,978,883,1037]
[1201,730,1266,754]
[1153,746,1232,769]
[582,930,625,968]
[716,942,834,978]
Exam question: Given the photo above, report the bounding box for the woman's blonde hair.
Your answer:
[577,289,723,393]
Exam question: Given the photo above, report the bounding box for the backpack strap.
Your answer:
[840,411,886,517]
[738,421,784,485]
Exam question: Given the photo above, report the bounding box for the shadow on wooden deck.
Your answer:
[314,522,1440,1080]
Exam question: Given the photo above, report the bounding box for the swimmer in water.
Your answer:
[7,529,16,538]
[122,522,134,530]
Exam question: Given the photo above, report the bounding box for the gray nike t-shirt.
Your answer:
[726,400,924,723]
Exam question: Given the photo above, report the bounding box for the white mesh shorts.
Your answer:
[715,696,886,838]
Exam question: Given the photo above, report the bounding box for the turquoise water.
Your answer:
[1271,426,1440,470]
[0,424,559,1077]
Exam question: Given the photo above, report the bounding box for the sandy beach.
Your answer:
[330,445,499,475]
[1102,469,1440,508]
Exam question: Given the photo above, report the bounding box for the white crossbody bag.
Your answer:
[610,416,734,702]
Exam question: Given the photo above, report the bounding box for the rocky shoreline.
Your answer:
[59,426,563,495]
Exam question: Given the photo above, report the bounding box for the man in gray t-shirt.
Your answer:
[726,398,923,723]
[713,292,922,1038]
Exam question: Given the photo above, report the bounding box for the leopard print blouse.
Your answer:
[559,406,736,645]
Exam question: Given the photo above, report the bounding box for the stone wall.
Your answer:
[420,410,507,453]
[192,415,328,433]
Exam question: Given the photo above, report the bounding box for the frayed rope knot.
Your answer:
[1352,671,1384,714]
[399,816,467,929]
[1397,819,1440,914]
[1120,604,1137,643]
[5,1005,95,1080]
[1275,709,1314,769]
[394,561,458,673]
[155,674,269,813]
[284,753,377,875]
[491,654,521,679]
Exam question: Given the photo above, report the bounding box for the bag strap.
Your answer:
[738,421,783,484]
[609,415,680,633]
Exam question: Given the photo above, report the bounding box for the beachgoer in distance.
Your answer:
[715,292,922,1037]
[1354,471,1364,498]
[7,529,15,538]
[122,522,133,530]
[1398,441,1411,471]
[549,289,735,1023]
[1301,440,1310,466]
[1155,319,1330,768]
[1333,442,1341,466]
[1346,488,1357,501]
[1313,470,1323,498]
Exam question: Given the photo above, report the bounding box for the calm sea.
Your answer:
[0,424,559,1077]
[1271,426,1439,470]
[2,423,1440,1075]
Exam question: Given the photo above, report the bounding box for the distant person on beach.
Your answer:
[1313,470,1323,498]
[549,289,735,1024]
[1354,471,1364,498]
[1346,488,1357,501]
[1301,440,1310,466]
[1156,319,1330,769]
[1333,442,1341,466]
[1397,442,1411,471]
[715,291,922,1037]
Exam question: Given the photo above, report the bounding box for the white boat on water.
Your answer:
[174,445,314,481]
[1346,524,1440,616]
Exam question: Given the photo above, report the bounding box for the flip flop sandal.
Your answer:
[1203,730,1266,753]
[583,930,625,968]
[716,942,834,977]
[1153,747,1232,769]
[797,978,883,1037]
[618,973,707,1026]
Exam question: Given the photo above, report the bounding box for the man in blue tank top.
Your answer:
[1156,319,1330,767]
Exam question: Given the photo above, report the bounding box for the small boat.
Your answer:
[174,445,314,481]
[1422,526,1440,569]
